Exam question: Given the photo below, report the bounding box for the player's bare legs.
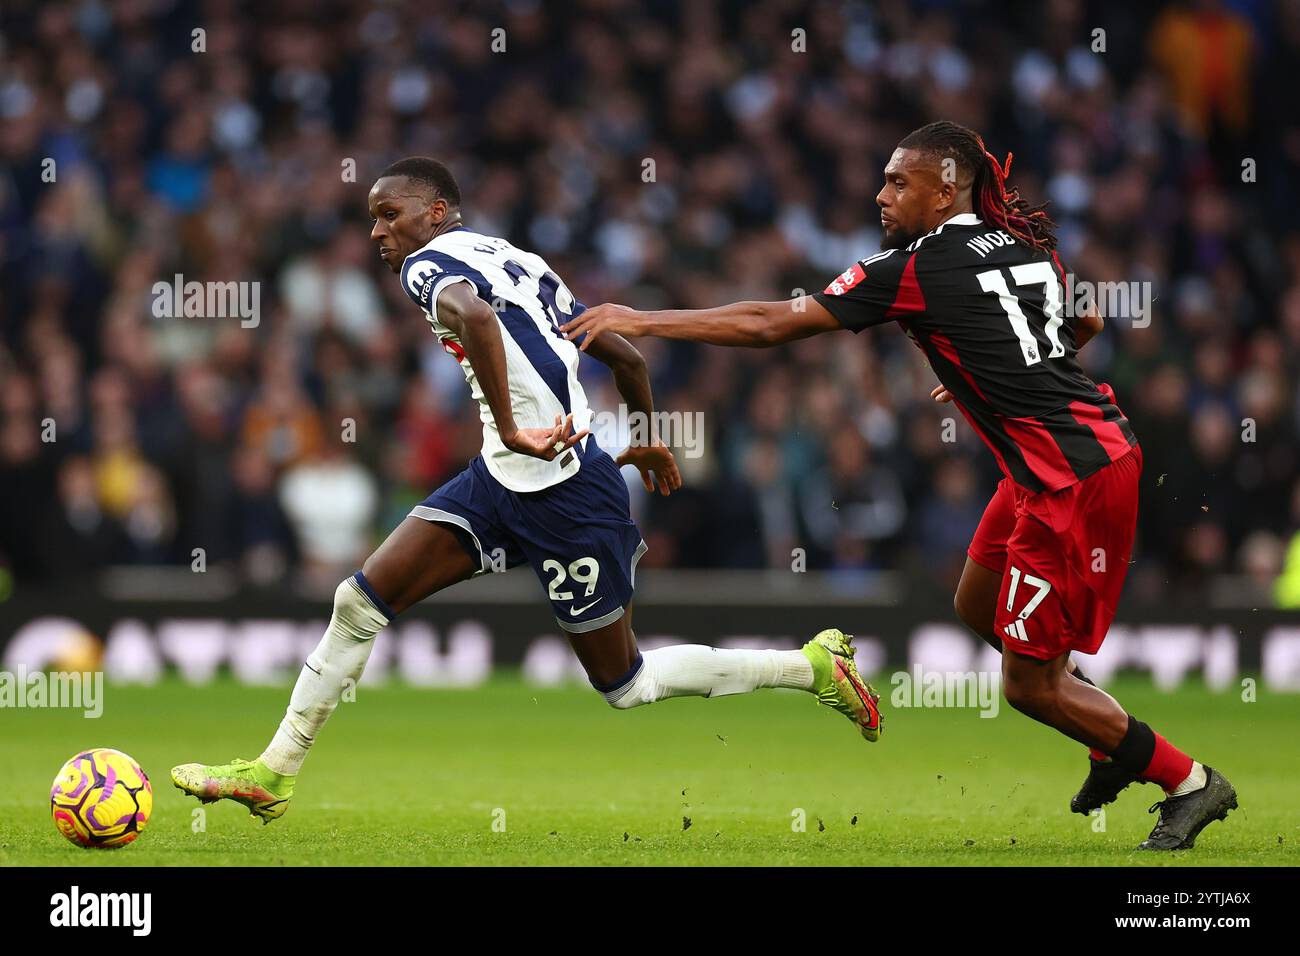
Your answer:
[564,602,640,687]
[999,650,1128,749]
[960,555,1237,847]
[255,517,478,769]
[361,517,478,613]
[171,518,476,822]
[566,603,882,741]
[952,558,1001,650]
[954,555,1141,812]
[1000,645,1237,849]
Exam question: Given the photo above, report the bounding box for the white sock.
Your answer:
[603,645,813,708]
[1169,761,1207,797]
[259,576,390,775]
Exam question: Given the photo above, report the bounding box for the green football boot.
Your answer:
[802,628,883,742]
[171,758,294,824]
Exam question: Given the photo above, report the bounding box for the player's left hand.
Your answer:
[616,438,682,496]
[503,413,590,461]
[930,384,955,403]
[561,303,645,351]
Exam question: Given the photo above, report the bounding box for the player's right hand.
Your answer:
[561,303,644,351]
[502,413,590,461]
[930,384,955,403]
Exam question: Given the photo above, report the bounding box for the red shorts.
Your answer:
[967,445,1142,660]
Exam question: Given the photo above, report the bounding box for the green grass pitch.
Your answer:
[2,675,1296,866]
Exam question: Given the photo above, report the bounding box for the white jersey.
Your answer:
[400,227,592,493]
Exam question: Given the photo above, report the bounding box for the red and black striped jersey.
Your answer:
[812,213,1137,493]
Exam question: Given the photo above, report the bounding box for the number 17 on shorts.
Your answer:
[999,564,1053,646]
[993,561,1066,658]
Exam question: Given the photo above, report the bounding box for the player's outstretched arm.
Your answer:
[437,281,588,461]
[561,297,841,351]
[581,330,681,496]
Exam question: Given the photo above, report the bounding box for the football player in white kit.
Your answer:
[170,158,880,823]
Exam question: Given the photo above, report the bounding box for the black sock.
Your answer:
[1108,715,1156,777]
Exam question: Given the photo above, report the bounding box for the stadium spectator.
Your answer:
[0,0,1296,606]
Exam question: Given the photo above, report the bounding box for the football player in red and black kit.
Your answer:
[563,121,1237,850]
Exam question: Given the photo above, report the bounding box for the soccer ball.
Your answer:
[50,748,153,848]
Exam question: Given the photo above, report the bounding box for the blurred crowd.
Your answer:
[2,0,1299,605]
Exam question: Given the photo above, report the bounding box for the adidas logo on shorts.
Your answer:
[1003,620,1029,642]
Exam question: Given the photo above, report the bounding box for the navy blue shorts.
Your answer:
[410,444,647,633]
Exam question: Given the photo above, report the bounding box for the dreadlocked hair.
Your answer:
[898,121,1057,252]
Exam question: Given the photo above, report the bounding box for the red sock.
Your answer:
[1139,731,1194,791]
[1089,748,1108,761]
